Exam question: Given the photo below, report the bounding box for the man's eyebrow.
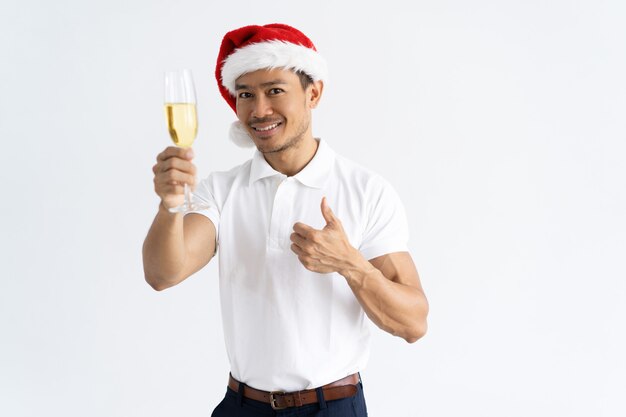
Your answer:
[235,80,288,90]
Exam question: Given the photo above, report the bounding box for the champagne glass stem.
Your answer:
[184,183,191,208]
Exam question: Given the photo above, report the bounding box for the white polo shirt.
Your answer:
[189,138,409,392]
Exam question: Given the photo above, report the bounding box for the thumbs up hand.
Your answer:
[290,197,361,275]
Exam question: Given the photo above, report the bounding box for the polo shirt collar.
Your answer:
[248,139,335,189]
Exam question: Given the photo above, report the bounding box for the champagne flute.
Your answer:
[163,69,208,213]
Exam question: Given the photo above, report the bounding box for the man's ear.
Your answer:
[308,80,324,109]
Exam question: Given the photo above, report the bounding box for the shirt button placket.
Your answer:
[269,177,295,251]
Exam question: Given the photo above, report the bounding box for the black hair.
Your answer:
[295,70,315,90]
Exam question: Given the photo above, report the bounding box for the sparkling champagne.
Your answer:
[164,103,197,147]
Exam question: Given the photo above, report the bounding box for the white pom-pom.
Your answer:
[229,121,256,148]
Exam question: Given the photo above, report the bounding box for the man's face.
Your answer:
[235,68,320,154]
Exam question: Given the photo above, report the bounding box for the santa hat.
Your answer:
[215,23,328,147]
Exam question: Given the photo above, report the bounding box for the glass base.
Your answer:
[168,200,210,214]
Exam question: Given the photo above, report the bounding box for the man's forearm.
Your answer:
[142,203,187,290]
[340,253,428,343]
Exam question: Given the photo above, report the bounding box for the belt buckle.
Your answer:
[269,391,287,410]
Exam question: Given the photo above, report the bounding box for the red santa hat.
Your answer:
[215,23,328,147]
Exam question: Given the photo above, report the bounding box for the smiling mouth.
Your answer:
[251,122,282,132]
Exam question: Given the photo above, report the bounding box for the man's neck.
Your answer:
[263,136,319,177]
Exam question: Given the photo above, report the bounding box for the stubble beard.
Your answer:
[256,108,311,155]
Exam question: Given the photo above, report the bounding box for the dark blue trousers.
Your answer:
[211,380,368,416]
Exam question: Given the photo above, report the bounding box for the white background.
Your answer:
[1,0,625,416]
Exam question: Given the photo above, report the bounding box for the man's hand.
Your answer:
[152,146,197,210]
[291,198,428,343]
[290,197,361,275]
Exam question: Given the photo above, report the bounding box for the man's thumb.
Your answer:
[321,197,335,225]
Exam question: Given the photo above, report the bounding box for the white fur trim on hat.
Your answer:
[221,40,328,95]
[229,121,256,148]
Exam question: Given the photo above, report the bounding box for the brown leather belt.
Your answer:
[228,373,359,410]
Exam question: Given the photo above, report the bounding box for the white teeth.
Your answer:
[254,123,280,131]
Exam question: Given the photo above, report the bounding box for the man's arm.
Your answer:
[142,147,216,291]
[290,197,428,343]
[142,208,216,291]
[341,251,428,343]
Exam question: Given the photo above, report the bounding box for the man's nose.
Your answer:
[251,96,273,118]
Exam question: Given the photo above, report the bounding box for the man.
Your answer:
[143,23,429,416]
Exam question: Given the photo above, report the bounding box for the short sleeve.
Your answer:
[358,177,409,260]
[185,173,221,244]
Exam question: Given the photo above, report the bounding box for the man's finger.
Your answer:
[293,222,316,237]
[156,146,180,161]
[156,167,195,185]
[157,146,194,162]
[297,254,319,271]
[290,243,304,256]
[159,157,197,176]
[290,232,309,249]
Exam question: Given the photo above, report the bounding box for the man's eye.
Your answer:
[238,92,252,99]
[269,88,284,95]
